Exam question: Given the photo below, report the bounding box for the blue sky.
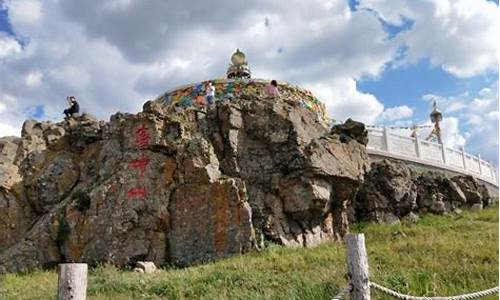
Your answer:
[359,59,498,122]
[0,0,498,164]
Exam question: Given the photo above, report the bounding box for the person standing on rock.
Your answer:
[205,81,215,105]
[265,80,280,98]
[64,96,80,118]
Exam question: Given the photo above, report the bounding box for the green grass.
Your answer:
[0,207,498,300]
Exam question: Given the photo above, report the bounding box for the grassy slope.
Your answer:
[0,207,497,300]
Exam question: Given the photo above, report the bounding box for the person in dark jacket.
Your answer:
[64,96,79,118]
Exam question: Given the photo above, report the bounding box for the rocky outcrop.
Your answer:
[451,175,492,208]
[354,160,495,223]
[353,160,417,224]
[1,93,493,273]
[330,118,368,145]
[0,95,370,273]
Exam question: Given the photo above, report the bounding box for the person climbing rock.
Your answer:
[64,96,80,118]
[205,81,215,105]
[265,80,280,98]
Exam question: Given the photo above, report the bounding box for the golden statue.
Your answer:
[227,49,251,79]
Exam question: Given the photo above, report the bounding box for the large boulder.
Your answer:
[65,114,103,150]
[330,118,368,146]
[209,98,369,247]
[451,175,490,207]
[355,160,417,223]
[415,173,470,213]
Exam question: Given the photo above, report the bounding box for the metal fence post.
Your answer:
[58,263,88,300]
[346,234,371,300]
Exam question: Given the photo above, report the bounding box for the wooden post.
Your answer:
[346,234,371,300]
[58,263,87,300]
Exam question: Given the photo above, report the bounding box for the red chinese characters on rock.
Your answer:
[126,124,151,199]
[126,188,147,198]
[136,124,150,150]
[129,156,150,177]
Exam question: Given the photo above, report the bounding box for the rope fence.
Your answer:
[370,282,498,300]
[335,234,499,300]
[50,233,498,300]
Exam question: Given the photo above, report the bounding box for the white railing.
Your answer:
[366,127,498,185]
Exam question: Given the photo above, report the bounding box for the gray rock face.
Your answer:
[330,118,368,146]
[452,175,491,207]
[354,160,494,223]
[354,160,417,222]
[24,153,80,213]
[0,137,22,189]
[169,179,254,266]
[0,189,32,250]
[0,95,370,273]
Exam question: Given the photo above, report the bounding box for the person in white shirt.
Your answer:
[205,81,215,105]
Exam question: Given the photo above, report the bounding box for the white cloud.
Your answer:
[307,78,384,124]
[0,0,497,170]
[0,92,20,136]
[422,92,467,114]
[24,70,43,88]
[0,0,398,132]
[462,82,499,157]
[421,81,499,164]
[479,87,491,96]
[444,101,466,113]
[5,0,42,26]
[379,105,413,122]
[440,117,466,149]
[0,33,21,59]
[0,93,17,114]
[102,0,133,11]
[0,122,20,136]
[359,0,499,77]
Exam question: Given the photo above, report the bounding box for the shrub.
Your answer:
[56,217,71,247]
[74,190,91,212]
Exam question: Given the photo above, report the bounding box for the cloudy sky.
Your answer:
[0,0,498,163]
